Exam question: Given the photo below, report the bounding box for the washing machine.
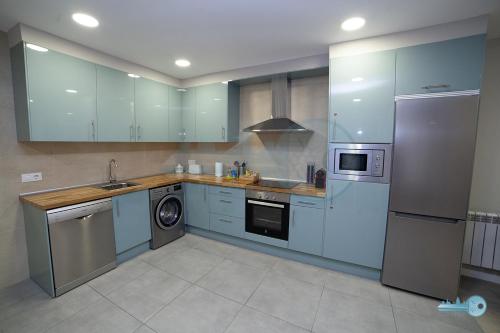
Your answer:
[150,183,185,249]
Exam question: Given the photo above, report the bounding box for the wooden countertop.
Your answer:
[20,174,326,210]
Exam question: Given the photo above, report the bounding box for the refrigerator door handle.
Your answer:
[394,212,462,224]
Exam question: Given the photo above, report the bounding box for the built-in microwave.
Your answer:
[328,143,392,183]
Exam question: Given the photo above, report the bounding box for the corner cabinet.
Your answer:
[11,42,97,142]
[329,50,396,143]
[323,180,390,269]
[184,183,210,230]
[395,34,486,95]
[112,190,151,255]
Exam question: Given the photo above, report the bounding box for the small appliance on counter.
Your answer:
[175,163,184,174]
[187,160,202,174]
[215,162,224,177]
[315,169,326,188]
[306,162,315,184]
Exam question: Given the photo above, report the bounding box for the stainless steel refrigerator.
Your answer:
[382,93,479,300]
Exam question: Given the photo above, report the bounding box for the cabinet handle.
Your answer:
[421,84,450,90]
[329,185,334,209]
[91,120,96,141]
[292,208,296,227]
[221,127,226,140]
[129,125,134,141]
[297,201,315,206]
[332,113,338,141]
[116,200,120,218]
[219,218,232,224]
[137,125,142,141]
[204,187,207,202]
[220,199,232,204]
[219,190,231,195]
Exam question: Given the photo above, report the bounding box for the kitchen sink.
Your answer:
[94,182,140,191]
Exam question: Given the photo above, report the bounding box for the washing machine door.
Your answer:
[155,195,183,230]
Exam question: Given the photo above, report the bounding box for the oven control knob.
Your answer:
[376,155,381,160]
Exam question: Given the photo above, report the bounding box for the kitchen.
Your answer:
[1,1,500,333]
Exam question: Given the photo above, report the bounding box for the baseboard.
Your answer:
[462,265,500,284]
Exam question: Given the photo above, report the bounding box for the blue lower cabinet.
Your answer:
[209,194,245,218]
[112,190,151,255]
[288,201,325,256]
[184,183,209,230]
[209,214,244,238]
[323,180,390,269]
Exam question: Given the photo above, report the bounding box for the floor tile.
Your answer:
[146,285,241,333]
[324,270,391,306]
[193,237,239,257]
[225,306,309,333]
[247,272,323,329]
[87,259,154,295]
[47,297,141,333]
[197,259,267,303]
[272,258,328,286]
[1,284,102,333]
[0,279,44,313]
[139,235,196,264]
[106,267,191,322]
[313,288,397,333]
[134,325,158,333]
[389,288,483,332]
[394,308,479,333]
[150,247,224,282]
[225,246,278,269]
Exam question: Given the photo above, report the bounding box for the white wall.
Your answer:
[469,38,500,213]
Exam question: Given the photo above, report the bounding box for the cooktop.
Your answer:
[256,179,299,189]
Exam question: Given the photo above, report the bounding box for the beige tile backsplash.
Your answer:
[0,30,328,289]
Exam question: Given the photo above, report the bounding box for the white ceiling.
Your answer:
[1,0,499,79]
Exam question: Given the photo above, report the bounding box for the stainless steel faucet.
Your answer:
[109,159,118,183]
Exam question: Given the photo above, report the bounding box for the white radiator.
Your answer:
[462,211,500,270]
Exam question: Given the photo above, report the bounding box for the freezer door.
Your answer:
[390,95,479,220]
[382,212,465,300]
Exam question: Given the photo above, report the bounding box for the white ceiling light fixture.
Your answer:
[128,73,140,78]
[175,59,191,67]
[341,17,365,31]
[65,89,78,93]
[177,88,187,92]
[26,43,48,52]
[352,98,362,102]
[221,81,230,85]
[72,12,99,28]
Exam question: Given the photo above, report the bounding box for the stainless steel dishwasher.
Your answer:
[47,198,117,296]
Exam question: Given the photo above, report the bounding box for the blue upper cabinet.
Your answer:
[396,35,486,95]
[168,87,184,142]
[12,43,97,141]
[97,65,135,142]
[323,179,390,269]
[330,50,396,143]
[112,190,151,255]
[134,77,169,142]
[181,87,197,142]
[195,83,229,142]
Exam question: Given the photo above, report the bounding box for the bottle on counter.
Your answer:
[307,162,315,184]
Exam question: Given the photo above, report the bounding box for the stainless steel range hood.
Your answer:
[242,74,311,133]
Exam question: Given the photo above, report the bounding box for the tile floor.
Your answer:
[0,233,498,333]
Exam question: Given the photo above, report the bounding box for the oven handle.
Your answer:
[247,200,285,209]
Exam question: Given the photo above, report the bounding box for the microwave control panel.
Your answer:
[372,150,385,177]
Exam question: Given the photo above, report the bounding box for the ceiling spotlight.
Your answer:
[175,59,191,67]
[72,13,99,28]
[26,43,48,52]
[221,81,230,85]
[128,73,140,78]
[341,17,365,31]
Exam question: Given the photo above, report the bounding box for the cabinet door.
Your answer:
[181,87,197,142]
[112,190,151,254]
[96,65,135,142]
[169,87,184,142]
[323,180,390,269]
[26,46,97,141]
[396,35,486,95]
[135,78,169,142]
[184,183,209,229]
[289,205,325,256]
[196,83,228,142]
[330,50,395,143]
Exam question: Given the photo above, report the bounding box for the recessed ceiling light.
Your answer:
[175,59,191,67]
[341,17,365,31]
[128,73,140,78]
[221,81,230,85]
[177,88,187,92]
[72,13,99,28]
[351,77,364,82]
[65,89,78,94]
[353,98,362,102]
[26,43,48,52]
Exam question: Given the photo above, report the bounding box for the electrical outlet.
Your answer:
[21,172,43,183]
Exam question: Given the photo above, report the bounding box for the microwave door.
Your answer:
[334,149,372,176]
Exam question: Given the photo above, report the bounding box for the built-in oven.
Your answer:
[328,143,392,183]
[245,190,289,241]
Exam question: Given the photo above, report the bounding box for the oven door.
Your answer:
[246,199,289,240]
[334,149,373,176]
